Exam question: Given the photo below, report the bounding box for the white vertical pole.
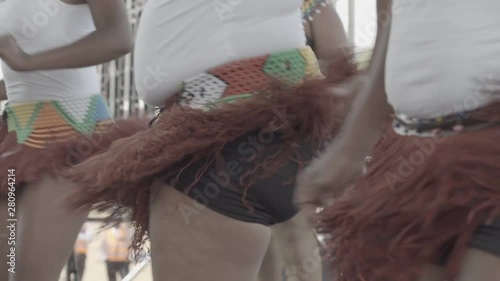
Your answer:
[348,0,356,45]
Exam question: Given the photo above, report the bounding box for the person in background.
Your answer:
[64,0,357,280]
[0,0,142,280]
[258,1,351,280]
[74,222,93,281]
[102,222,132,281]
[297,0,500,281]
[303,0,350,76]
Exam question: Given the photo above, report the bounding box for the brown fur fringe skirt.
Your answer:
[319,102,500,281]
[64,78,353,250]
[0,116,148,196]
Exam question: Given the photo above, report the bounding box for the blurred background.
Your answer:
[1,1,376,280]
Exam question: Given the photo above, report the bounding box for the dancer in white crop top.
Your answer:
[64,1,356,281]
[298,1,500,281]
[0,1,139,280]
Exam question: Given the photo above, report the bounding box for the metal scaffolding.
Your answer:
[98,0,154,119]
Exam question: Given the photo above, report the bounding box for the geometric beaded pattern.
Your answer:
[179,73,228,110]
[179,46,323,110]
[302,0,331,23]
[393,112,470,137]
[6,95,112,148]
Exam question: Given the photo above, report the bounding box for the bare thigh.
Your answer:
[11,176,89,281]
[272,211,322,281]
[258,234,284,281]
[456,248,500,281]
[149,181,271,281]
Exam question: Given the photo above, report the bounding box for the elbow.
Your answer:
[113,32,134,56]
[105,28,134,57]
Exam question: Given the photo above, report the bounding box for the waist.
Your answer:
[150,46,322,125]
[2,65,100,103]
[134,29,307,106]
[4,95,112,148]
[392,102,500,137]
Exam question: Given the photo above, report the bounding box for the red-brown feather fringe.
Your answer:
[319,103,500,281]
[64,77,353,252]
[0,119,148,195]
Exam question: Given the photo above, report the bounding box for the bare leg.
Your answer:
[416,264,445,281]
[13,176,89,281]
[149,180,271,281]
[273,211,322,281]
[456,248,500,281]
[258,234,284,281]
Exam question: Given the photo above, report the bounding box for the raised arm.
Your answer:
[334,0,393,156]
[296,0,394,210]
[305,3,350,75]
[0,0,133,71]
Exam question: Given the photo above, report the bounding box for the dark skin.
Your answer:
[258,4,353,281]
[297,1,500,280]
[296,0,393,211]
[0,1,133,281]
[0,0,133,71]
[304,2,350,75]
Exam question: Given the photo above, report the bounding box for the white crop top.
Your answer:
[134,0,306,107]
[385,0,500,118]
[0,0,100,103]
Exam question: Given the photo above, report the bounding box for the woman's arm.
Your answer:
[305,3,350,74]
[0,80,6,101]
[295,0,393,209]
[336,0,393,151]
[0,0,133,71]
[306,2,349,57]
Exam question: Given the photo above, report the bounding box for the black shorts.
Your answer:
[440,220,500,264]
[170,130,313,226]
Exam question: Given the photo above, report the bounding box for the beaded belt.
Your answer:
[150,46,323,126]
[5,95,112,148]
[393,109,499,137]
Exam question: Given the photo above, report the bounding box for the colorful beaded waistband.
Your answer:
[5,95,112,148]
[393,108,500,137]
[176,46,323,111]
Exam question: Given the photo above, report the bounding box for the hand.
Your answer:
[295,138,366,216]
[0,34,30,71]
